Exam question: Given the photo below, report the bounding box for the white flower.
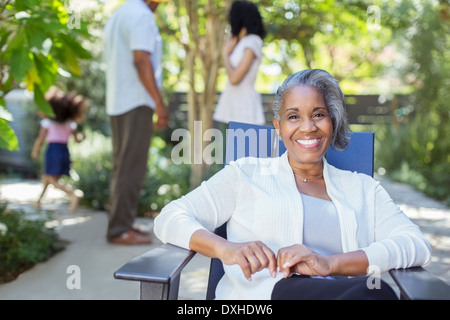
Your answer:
[0,222,7,236]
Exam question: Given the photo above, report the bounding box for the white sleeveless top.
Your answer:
[213,34,265,125]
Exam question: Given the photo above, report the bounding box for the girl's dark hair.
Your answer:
[228,1,266,39]
[45,87,87,123]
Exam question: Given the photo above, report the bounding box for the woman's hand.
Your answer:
[222,36,238,58]
[277,244,334,278]
[189,230,277,282]
[218,240,277,281]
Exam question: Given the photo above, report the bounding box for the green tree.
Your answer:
[156,0,393,188]
[376,0,450,203]
[256,0,395,92]
[157,0,232,187]
[0,0,92,150]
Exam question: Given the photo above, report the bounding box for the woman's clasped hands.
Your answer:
[219,241,335,281]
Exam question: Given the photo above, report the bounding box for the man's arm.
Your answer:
[133,50,169,128]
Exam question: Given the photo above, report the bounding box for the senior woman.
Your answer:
[154,69,431,300]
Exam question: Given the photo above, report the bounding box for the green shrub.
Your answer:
[69,130,112,211]
[374,121,450,206]
[70,130,191,215]
[0,203,65,283]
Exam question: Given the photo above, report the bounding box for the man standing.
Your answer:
[104,0,169,244]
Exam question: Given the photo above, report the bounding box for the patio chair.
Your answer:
[114,121,450,300]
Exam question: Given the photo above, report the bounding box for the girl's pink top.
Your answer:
[40,118,77,144]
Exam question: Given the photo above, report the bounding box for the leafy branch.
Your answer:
[0,0,92,150]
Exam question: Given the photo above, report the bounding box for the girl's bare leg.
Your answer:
[35,175,50,208]
[47,175,83,212]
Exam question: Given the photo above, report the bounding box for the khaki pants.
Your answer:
[107,106,153,240]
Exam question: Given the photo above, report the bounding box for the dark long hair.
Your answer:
[45,87,87,123]
[228,1,266,39]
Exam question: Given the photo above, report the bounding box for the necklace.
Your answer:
[294,172,323,183]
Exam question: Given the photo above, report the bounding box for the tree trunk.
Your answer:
[180,0,231,188]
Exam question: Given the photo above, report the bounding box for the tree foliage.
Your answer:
[0,0,92,150]
[1,0,447,201]
[376,0,450,203]
[157,0,233,187]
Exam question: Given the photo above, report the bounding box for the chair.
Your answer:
[114,121,450,300]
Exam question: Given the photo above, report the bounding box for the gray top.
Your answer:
[302,193,343,256]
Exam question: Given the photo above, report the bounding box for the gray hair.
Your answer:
[273,69,350,151]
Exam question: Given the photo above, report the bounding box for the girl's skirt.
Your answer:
[45,143,71,176]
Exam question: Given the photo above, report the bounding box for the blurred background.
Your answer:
[1,0,449,216]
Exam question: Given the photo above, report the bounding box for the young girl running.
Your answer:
[31,87,88,212]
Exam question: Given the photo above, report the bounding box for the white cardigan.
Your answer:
[154,152,431,300]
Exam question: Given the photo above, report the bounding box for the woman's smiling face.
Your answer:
[273,85,334,167]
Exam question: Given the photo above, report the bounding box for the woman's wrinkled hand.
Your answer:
[219,240,277,281]
[277,244,335,278]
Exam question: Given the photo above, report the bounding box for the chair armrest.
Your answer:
[389,267,450,300]
[114,243,196,300]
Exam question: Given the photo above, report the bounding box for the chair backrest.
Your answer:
[225,121,374,176]
[206,121,374,299]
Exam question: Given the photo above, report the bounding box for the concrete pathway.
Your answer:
[0,179,209,300]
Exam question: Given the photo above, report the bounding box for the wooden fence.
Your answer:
[167,92,411,127]
[0,90,411,176]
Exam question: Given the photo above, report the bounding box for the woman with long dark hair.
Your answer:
[213,0,267,126]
